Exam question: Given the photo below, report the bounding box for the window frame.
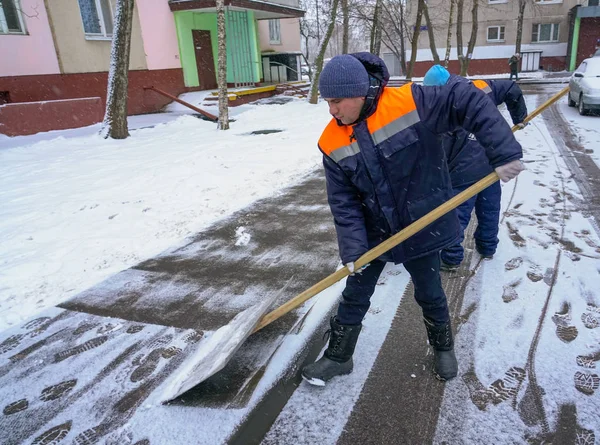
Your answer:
[0,0,27,35]
[486,25,506,43]
[534,0,563,4]
[531,23,559,43]
[78,0,114,41]
[268,18,281,45]
[488,0,508,4]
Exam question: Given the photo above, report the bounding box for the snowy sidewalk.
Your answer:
[0,170,347,444]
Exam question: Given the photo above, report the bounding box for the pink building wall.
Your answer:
[258,18,301,53]
[136,0,182,70]
[0,0,60,76]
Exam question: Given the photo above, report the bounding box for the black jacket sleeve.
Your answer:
[489,80,528,125]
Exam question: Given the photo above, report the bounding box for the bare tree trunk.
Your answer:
[372,0,382,55]
[342,0,349,54]
[444,0,455,67]
[456,0,464,75]
[515,0,526,55]
[216,0,229,130]
[101,0,134,139]
[308,0,340,104]
[399,1,407,74]
[423,3,440,64]
[460,0,478,76]
[406,0,425,80]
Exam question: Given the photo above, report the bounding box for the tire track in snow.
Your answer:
[508,101,571,435]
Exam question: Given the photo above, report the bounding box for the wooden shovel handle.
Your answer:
[254,85,570,333]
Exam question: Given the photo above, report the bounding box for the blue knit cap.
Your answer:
[319,55,370,99]
[423,65,450,86]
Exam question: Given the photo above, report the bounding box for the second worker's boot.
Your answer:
[424,317,458,381]
[301,316,362,386]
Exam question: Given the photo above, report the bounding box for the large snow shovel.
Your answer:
[161,86,569,403]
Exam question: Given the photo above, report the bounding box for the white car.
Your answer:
[568,57,600,115]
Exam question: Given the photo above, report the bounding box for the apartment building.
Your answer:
[389,0,599,76]
[0,0,304,136]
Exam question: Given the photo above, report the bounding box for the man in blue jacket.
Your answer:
[422,65,527,270]
[301,54,524,386]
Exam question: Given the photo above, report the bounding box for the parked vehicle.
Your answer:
[568,57,600,116]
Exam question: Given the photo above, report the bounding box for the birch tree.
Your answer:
[101,0,134,139]
[308,0,340,104]
[216,0,229,130]
[443,0,455,67]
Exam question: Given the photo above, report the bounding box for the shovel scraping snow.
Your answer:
[160,86,569,403]
[161,279,293,403]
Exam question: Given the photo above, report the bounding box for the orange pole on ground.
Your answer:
[144,86,218,122]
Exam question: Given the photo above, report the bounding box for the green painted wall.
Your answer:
[174,10,261,88]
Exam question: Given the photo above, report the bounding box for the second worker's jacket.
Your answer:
[443,77,528,187]
[319,53,523,265]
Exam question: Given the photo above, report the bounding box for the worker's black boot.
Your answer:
[424,317,458,381]
[302,316,362,386]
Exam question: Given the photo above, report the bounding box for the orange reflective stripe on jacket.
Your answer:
[318,119,356,162]
[366,86,420,146]
[319,84,421,161]
[472,79,492,94]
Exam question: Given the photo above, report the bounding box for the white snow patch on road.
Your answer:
[234,227,251,246]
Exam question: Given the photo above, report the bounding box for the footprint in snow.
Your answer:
[505,257,523,271]
[552,302,579,343]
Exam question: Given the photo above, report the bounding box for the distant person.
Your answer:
[509,53,520,80]
[423,65,527,271]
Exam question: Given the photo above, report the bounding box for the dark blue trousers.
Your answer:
[336,253,450,326]
[441,180,501,266]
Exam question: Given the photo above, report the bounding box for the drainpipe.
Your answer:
[569,16,581,71]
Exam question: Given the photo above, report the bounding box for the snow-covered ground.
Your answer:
[0,96,329,331]
[558,100,600,169]
[1,87,599,444]
[262,94,600,443]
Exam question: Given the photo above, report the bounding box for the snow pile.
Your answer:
[0,97,330,331]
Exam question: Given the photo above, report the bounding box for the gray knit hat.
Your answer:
[319,55,370,99]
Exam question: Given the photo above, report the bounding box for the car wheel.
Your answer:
[568,93,576,107]
[578,95,589,116]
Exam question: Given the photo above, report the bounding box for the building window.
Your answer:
[269,19,281,45]
[78,0,113,39]
[0,0,26,34]
[488,0,508,3]
[487,26,505,42]
[532,23,559,43]
[534,0,563,4]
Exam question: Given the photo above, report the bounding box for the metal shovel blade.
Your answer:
[161,278,293,403]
